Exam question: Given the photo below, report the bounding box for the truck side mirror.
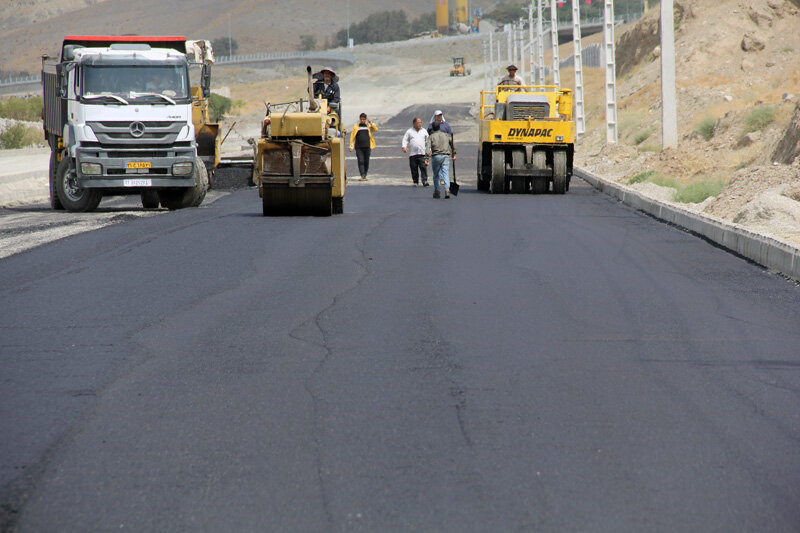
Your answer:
[201,64,211,99]
[59,63,74,98]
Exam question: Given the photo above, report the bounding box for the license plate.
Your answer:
[123,179,152,187]
[126,161,151,169]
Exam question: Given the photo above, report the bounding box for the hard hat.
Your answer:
[506,64,518,71]
[318,66,337,76]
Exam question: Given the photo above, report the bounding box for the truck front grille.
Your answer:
[86,121,185,146]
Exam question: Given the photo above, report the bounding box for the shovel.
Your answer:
[449,157,460,196]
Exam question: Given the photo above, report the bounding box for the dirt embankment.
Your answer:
[576,0,800,247]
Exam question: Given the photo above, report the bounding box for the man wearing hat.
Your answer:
[499,64,525,86]
[313,67,341,108]
[427,110,453,136]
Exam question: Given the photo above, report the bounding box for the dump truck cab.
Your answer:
[42,35,217,211]
[477,84,574,194]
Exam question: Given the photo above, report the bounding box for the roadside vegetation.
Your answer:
[743,105,776,133]
[694,116,716,141]
[627,170,726,204]
[0,96,42,122]
[0,122,42,149]
[208,93,244,122]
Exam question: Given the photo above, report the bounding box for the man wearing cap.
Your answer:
[313,67,341,107]
[499,64,525,86]
[427,110,453,135]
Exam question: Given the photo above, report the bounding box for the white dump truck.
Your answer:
[42,35,216,211]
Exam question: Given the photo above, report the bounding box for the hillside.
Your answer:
[573,0,800,246]
[0,0,489,74]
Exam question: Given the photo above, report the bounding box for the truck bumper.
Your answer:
[74,147,197,189]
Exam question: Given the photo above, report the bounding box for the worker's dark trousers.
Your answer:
[355,147,371,178]
[409,155,428,184]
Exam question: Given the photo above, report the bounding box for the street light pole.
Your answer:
[228,14,232,58]
[347,0,350,47]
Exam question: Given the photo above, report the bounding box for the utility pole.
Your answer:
[507,25,513,65]
[661,0,678,148]
[489,31,494,88]
[528,3,535,82]
[550,0,560,87]
[603,0,618,143]
[536,0,545,83]
[572,0,585,136]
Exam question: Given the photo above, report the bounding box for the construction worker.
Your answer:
[499,64,525,86]
[313,67,341,108]
[349,113,378,181]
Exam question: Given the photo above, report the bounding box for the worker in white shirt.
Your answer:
[401,117,430,187]
[498,64,525,86]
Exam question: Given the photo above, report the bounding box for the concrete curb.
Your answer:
[575,167,800,282]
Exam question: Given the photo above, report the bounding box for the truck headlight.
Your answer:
[556,135,564,141]
[172,162,194,175]
[80,162,102,175]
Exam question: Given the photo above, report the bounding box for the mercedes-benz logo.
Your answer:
[129,122,146,138]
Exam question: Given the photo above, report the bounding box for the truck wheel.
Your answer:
[531,150,548,194]
[553,151,567,194]
[158,158,209,210]
[49,151,64,210]
[141,190,160,209]
[55,158,102,212]
[476,149,489,191]
[332,196,344,215]
[510,149,526,193]
[490,148,506,194]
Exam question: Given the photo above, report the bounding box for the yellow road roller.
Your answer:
[254,66,346,216]
[477,84,574,194]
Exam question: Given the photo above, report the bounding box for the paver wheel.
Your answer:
[531,150,548,194]
[553,151,567,194]
[490,148,506,194]
[55,158,102,212]
[476,149,489,191]
[510,149,526,193]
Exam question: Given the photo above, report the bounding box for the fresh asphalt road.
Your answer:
[2,111,800,531]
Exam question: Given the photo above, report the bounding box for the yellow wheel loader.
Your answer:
[254,66,346,216]
[450,57,471,76]
[477,84,574,194]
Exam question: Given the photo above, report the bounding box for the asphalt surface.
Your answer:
[2,108,800,531]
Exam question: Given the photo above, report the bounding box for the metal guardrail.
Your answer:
[0,74,41,88]
[216,50,356,65]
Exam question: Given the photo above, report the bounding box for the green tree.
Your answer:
[299,34,317,51]
[208,93,233,122]
[411,11,437,34]
[211,37,239,57]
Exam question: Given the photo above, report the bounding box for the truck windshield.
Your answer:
[81,65,190,103]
